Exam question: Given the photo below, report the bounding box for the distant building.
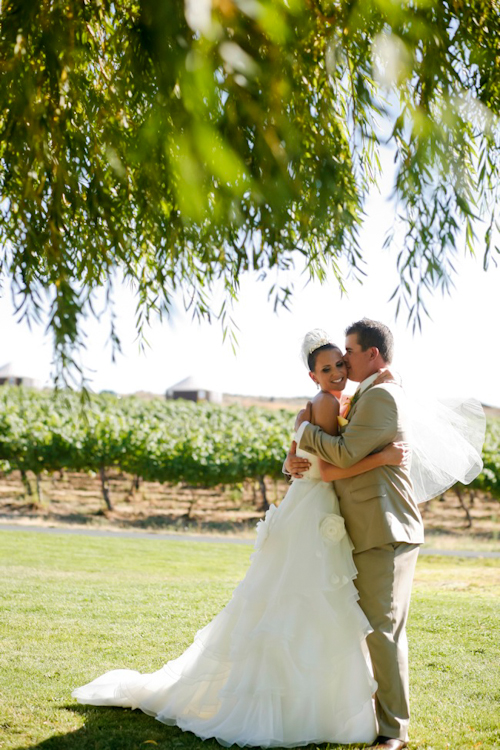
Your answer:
[166,376,223,404]
[0,362,40,388]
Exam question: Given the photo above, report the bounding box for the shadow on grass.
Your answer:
[12,705,352,750]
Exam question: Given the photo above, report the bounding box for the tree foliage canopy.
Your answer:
[0,0,499,378]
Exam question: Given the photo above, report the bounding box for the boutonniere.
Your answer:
[337,390,361,428]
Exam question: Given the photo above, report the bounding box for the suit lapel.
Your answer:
[347,382,377,422]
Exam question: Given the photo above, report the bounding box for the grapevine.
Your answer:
[0,388,295,508]
[0,387,498,514]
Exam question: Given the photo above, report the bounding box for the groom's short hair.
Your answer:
[345,318,394,363]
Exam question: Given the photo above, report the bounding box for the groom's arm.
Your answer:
[298,387,398,468]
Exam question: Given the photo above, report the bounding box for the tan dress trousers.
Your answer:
[353,542,420,741]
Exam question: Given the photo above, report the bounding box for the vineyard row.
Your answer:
[0,387,498,511]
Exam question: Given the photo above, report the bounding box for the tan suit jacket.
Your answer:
[298,383,424,553]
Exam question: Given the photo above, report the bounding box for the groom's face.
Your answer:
[343,334,374,382]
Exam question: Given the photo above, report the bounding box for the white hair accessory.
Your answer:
[301,329,336,369]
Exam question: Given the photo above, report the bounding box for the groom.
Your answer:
[285,318,424,750]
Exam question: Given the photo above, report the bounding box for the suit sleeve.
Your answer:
[298,387,398,468]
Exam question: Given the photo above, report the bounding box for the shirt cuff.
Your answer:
[295,420,309,446]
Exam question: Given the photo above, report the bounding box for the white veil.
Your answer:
[406,394,486,503]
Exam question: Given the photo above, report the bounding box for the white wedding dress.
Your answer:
[72,447,377,747]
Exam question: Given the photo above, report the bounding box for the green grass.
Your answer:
[0,532,499,750]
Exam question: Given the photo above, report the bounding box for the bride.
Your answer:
[72,332,409,748]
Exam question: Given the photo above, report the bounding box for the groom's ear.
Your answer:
[369,346,380,361]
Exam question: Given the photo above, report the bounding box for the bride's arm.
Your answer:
[284,394,339,478]
[319,443,409,481]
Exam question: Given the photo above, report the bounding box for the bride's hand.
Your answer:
[374,367,402,386]
[285,440,311,479]
[380,442,410,469]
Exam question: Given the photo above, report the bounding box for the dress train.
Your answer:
[73,451,377,747]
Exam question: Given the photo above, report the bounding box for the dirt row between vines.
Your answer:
[0,469,499,549]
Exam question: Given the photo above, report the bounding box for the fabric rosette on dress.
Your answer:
[320,513,346,543]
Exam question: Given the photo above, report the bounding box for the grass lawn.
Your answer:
[0,531,499,750]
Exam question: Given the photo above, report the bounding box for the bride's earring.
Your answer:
[316,383,320,390]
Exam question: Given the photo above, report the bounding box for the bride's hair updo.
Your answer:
[301,329,339,371]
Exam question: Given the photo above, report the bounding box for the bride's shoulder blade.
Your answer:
[311,392,340,435]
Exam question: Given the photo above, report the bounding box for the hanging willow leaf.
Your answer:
[0,0,499,381]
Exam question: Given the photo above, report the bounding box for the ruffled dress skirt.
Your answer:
[72,468,377,747]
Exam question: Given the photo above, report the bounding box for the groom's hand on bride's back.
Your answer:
[284,440,311,479]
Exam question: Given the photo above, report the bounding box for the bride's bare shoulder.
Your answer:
[311,392,340,434]
[311,389,339,404]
